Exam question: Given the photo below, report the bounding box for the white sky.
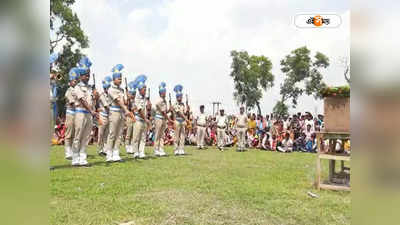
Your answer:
[67,0,349,116]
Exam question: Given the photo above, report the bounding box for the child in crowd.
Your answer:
[277,132,293,153]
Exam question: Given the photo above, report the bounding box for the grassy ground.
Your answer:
[50,145,350,225]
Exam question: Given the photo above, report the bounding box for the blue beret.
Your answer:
[77,67,89,76]
[128,81,137,94]
[159,82,166,93]
[68,67,79,81]
[134,74,147,90]
[111,64,124,80]
[104,76,112,83]
[102,80,111,89]
[112,72,122,79]
[174,84,183,97]
[79,56,92,69]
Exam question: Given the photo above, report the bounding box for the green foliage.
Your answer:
[279,46,329,108]
[272,100,289,118]
[230,50,274,115]
[321,85,350,97]
[50,0,89,115]
[50,0,89,52]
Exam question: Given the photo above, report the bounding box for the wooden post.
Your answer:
[316,133,322,189]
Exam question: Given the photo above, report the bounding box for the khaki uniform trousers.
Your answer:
[106,111,124,150]
[197,126,206,148]
[174,120,186,150]
[217,128,226,148]
[125,116,135,146]
[237,127,247,150]
[72,112,92,153]
[97,112,109,152]
[64,113,75,147]
[154,118,167,151]
[132,119,147,154]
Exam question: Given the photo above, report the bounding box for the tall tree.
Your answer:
[272,100,288,118]
[229,50,274,115]
[277,46,329,110]
[50,0,89,115]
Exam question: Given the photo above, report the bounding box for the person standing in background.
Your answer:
[216,109,227,151]
[236,106,248,152]
[195,105,207,150]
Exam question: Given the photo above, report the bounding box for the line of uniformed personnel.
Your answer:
[63,56,192,166]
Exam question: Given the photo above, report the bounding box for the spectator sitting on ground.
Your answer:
[277,132,294,153]
[295,132,307,152]
[224,130,235,147]
[269,134,277,151]
[305,133,317,153]
[261,133,271,150]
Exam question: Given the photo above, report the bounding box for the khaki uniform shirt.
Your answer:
[173,102,186,121]
[155,97,168,119]
[99,91,112,113]
[108,83,124,109]
[236,114,248,128]
[74,82,94,110]
[135,94,147,119]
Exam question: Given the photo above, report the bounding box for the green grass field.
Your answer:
[50,145,350,225]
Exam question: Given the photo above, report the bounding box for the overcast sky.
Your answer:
[68,0,349,116]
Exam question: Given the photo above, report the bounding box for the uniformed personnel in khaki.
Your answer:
[216,109,227,151]
[124,80,137,154]
[196,105,207,149]
[72,57,98,166]
[153,82,172,156]
[236,106,248,151]
[64,67,79,160]
[131,74,150,159]
[172,84,188,155]
[105,64,135,162]
[97,76,112,156]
